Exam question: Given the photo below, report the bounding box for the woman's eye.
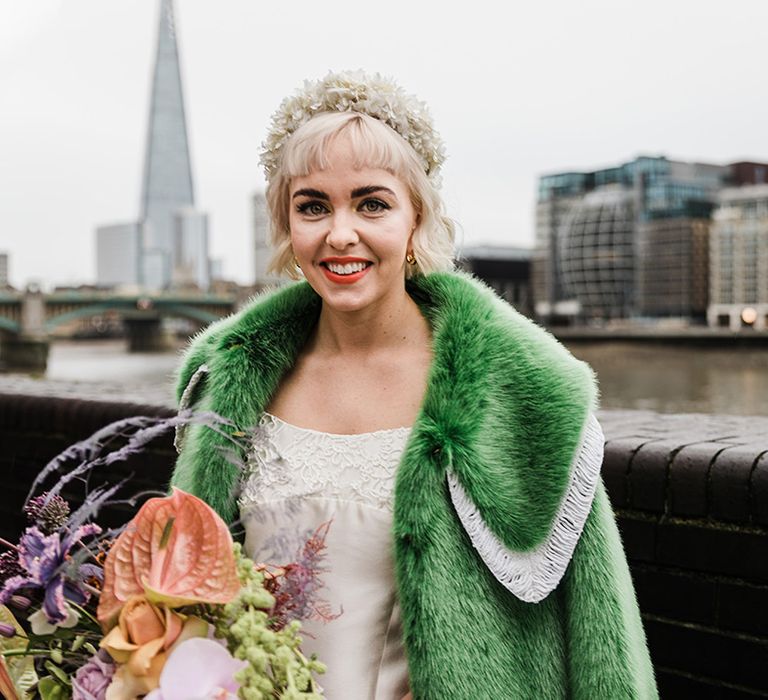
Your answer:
[296,201,328,217]
[360,198,389,214]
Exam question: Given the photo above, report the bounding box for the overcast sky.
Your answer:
[2,0,767,289]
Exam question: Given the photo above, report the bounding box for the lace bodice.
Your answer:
[238,412,412,512]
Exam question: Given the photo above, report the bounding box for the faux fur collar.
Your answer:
[173,271,597,554]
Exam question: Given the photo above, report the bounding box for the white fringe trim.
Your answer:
[447,413,604,603]
[174,364,209,454]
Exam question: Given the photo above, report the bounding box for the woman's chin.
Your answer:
[317,288,375,314]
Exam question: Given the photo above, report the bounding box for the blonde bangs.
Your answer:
[281,112,419,183]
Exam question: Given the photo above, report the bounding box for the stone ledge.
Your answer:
[599,410,768,525]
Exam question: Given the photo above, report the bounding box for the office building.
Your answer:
[636,218,709,319]
[253,191,283,288]
[96,223,143,288]
[210,258,224,282]
[708,184,768,330]
[141,249,169,292]
[0,253,8,288]
[458,245,532,317]
[173,208,210,290]
[534,156,728,322]
[533,172,591,317]
[139,0,195,287]
[94,0,211,291]
[557,187,636,320]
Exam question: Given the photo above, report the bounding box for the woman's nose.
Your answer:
[326,212,359,248]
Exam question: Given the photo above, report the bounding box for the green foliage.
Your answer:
[0,605,39,698]
[37,675,70,700]
[210,544,325,699]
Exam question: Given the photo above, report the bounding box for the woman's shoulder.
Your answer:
[174,282,321,404]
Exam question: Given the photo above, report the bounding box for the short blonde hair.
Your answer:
[265,111,455,279]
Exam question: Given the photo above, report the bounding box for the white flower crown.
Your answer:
[259,70,446,184]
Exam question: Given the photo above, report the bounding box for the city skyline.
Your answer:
[2,1,768,289]
[533,155,759,324]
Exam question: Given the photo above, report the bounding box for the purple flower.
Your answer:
[0,550,24,587]
[0,523,102,624]
[24,493,70,533]
[8,595,31,611]
[72,651,116,700]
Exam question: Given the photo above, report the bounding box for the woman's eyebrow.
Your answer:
[351,185,396,198]
[292,188,329,200]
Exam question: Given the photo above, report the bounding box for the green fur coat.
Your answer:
[171,271,658,699]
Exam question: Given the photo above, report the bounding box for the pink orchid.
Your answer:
[143,637,247,700]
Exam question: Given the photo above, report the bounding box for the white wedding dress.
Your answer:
[238,412,411,700]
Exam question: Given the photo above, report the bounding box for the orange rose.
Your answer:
[101,595,207,699]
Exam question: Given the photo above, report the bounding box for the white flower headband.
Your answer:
[259,70,446,184]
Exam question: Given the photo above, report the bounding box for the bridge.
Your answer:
[0,289,236,371]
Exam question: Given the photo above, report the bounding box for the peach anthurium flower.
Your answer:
[97,489,240,627]
[100,595,208,700]
[0,656,19,700]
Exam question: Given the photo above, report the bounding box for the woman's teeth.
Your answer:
[325,261,368,275]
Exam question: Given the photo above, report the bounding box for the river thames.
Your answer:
[0,339,767,416]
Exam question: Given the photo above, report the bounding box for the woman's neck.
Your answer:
[312,286,429,357]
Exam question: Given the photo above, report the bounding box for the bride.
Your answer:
[172,71,657,699]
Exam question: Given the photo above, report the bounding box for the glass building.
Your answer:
[558,188,636,319]
[139,0,195,289]
[252,191,284,289]
[93,0,211,292]
[635,218,709,318]
[534,155,729,322]
[96,223,143,289]
[172,208,210,291]
[0,253,8,288]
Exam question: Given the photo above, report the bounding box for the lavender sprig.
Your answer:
[26,411,238,507]
[27,415,160,501]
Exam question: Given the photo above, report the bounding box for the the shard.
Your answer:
[139,0,195,289]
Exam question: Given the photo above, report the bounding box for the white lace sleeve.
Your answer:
[447,414,604,603]
[174,364,209,454]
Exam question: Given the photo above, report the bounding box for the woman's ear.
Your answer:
[410,213,421,237]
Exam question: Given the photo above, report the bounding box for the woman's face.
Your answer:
[288,134,417,314]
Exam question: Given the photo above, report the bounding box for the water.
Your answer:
[563,341,768,416]
[0,340,182,407]
[1,339,767,416]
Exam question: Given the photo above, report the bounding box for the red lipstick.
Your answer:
[319,257,372,285]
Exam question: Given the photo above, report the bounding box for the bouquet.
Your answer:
[0,414,330,699]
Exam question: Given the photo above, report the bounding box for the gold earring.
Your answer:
[293,256,301,270]
[406,252,417,265]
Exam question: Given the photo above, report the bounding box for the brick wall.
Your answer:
[0,395,767,697]
[0,393,175,539]
[600,410,768,699]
